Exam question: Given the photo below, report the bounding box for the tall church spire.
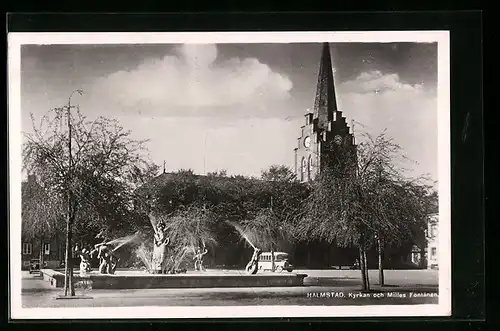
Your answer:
[313,42,338,131]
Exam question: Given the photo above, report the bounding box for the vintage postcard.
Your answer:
[8,31,451,319]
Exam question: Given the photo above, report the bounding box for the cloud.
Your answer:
[337,70,437,180]
[340,70,424,95]
[88,44,293,117]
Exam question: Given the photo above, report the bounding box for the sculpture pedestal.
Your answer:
[152,242,167,273]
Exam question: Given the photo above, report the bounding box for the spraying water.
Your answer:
[109,232,141,252]
[134,243,152,271]
[226,221,256,249]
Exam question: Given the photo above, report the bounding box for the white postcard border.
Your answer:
[8,30,451,319]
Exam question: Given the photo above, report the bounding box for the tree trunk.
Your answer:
[363,248,370,291]
[359,247,368,291]
[377,237,385,286]
[63,215,75,296]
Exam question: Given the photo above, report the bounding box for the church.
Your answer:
[294,42,356,183]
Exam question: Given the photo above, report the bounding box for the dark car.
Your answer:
[29,259,41,274]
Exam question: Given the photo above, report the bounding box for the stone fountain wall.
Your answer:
[39,268,308,289]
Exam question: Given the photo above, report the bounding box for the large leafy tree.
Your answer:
[22,91,158,296]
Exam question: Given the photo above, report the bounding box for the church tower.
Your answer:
[294,42,356,182]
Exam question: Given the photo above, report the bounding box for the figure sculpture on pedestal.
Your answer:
[151,220,170,274]
[245,247,262,275]
[93,240,119,275]
[193,246,208,271]
[77,247,92,274]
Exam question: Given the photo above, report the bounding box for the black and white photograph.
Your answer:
[8,31,451,319]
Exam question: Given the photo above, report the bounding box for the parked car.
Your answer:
[29,259,46,274]
[258,252,294,272]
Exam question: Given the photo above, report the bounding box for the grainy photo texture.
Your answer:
[8,32,451,319]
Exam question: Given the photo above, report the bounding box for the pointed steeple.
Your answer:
[313,42,338,131]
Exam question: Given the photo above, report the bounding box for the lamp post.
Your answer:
[63,89,83,296]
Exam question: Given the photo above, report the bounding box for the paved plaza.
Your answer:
[20,269,439,307]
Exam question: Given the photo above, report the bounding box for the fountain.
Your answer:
[164,245,192,274]
[229,222,258,250]
[134,243,153,271]
[40,217,307,290]
[226,221,264,275]
[76,247,92,275]
[108,232,142,252]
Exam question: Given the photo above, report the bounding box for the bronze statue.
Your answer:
[76,247,92,274]
[93,240,119,275]
[193,246,208,271]
[151,219,170,274]
[245,247,262,275]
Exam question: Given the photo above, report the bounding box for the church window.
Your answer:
[308,155,313,179]
[301,157,307,181]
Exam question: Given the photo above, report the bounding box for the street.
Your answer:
[21,269,439,307]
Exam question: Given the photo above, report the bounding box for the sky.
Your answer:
[20,42,438,181]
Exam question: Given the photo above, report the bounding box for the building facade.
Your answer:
[426,213,439,269]
[21,237,63,270]
[21,174,64,270]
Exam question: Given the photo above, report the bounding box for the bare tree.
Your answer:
[22,91,157,296]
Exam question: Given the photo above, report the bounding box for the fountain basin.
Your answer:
[40,269,308,289]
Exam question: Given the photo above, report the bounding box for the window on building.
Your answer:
[301,157,307,181]
[22,243,32,255]
[308,155,313,179]
[43,243,50,255]
[305,113,313,125]
[431,247,437,257]
[430,224,437,237]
